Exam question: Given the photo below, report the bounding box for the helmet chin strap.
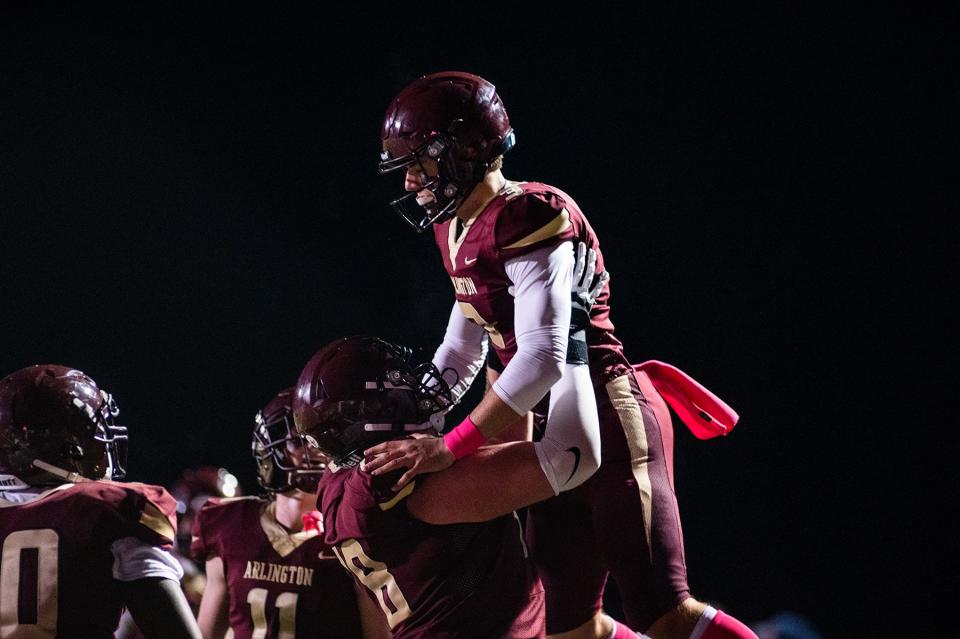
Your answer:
[32,459,89,483]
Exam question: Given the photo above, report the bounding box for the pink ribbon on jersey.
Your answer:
[633,360,739,439]
[302,510,323,534]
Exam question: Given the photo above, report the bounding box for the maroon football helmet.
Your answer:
[0,364,127,485]
[293,336,454,467]
[379,71,516,232]
[252,387,327,494]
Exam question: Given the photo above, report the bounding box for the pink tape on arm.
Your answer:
[443,416,487,460]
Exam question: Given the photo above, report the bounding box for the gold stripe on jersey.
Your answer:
[446,183,501,270]
[501,208,571,249]
[605,374,653,561]
[140,500,176,542]
[378,480,415,511]
[447,213,477,271]
[260,500,319,558]
[500,180,527,201]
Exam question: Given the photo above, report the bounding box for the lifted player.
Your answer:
[292,250,607,638]
[193,388,389,639]
[0,364,201,639]
[371,71,755,639]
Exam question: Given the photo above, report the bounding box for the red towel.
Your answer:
[633,360,739,439]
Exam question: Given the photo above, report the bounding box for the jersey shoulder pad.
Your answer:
[190,496,261,561]
[494,182,575,258]
[74,480,179,548]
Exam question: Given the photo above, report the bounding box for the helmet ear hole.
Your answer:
[426,139,445,158]
[63,443,84,461]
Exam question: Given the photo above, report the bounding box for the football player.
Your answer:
[295,335,609,639]
[192,388,390,639]
[0,364,201,639]
[370,71,757,639]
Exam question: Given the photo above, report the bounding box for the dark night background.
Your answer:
[1,3,953,637]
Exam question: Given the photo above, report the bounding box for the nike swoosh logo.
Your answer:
[464,256,477,265]
[566,446,581,484]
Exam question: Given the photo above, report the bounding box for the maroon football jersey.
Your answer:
[0,480,177,638]
[318,466,545,639]
[432,180,632,385]
[191,496,362,639]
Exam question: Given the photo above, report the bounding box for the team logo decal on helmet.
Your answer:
[293,336,455,468]
[379,71,516,232]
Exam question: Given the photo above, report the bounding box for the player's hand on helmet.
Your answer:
[363,433,455,491]
[571,242,610,331]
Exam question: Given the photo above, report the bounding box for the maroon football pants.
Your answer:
[526,369,690,633]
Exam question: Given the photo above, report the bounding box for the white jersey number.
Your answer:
[334,539,411,629]
[0,529,59,639]
[246,588,298,639]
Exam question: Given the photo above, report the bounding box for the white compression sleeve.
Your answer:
[432,303,489,406]
[489,241,600,493]
[111,536,184,582]
[492,242,573,414]
[534,362,601,494]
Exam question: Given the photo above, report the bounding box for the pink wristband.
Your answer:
[443,416,486,460]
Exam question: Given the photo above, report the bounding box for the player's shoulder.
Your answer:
[493,181,576,253]
[192,496,264,560]
[65,480,178,544]
[64,480,173,515]
[341,467,416,513]
[195,495,263,529]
